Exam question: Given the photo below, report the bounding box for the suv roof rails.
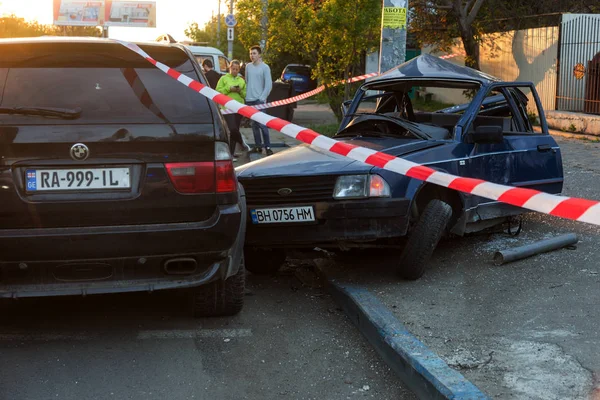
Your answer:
[181,41,210,46]
[155,34,177,43]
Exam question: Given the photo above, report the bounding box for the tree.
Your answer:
[410,0,600,70]
[184,16,246,60]
[410,0,487,69]
[303,0,381,120]
[234,0,380,121]
[0,15,101,38]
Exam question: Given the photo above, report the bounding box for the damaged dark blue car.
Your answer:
[236,54,564,280]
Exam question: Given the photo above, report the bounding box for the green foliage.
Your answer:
[527,111,539,126]
[233,0,381,121]
[184,16,246,60]
[568,123,577,133]
[0,15,101,38]
[307,123,340,137]
[315,91,330,105]
[412,97,454,112]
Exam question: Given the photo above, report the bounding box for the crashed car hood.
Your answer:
[235,137,445,178]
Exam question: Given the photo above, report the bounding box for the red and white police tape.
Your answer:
[220,72,379,115]
[117,40,600,227]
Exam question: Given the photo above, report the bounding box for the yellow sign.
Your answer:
[382,7,407,29]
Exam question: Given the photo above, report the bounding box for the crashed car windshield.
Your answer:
[338,80,482,141]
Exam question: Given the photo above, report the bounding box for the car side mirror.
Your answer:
[469,126,503,144]
[341,100,352,116]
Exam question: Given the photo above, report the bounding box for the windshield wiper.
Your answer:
[0,106,82,120]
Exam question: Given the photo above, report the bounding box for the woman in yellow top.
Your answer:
[216,60,247,157]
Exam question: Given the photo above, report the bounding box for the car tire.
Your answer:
[244,248,286,275]
[397,199,452,280]
[192,259,245,318]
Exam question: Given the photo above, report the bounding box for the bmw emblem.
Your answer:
[277,188,293,196]
[70,143,90,161]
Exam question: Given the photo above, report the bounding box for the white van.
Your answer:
[155,35,230,75]
[186,45,230,75]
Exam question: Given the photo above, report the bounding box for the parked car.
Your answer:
[281,64,317,94]
[237,54,563,280]
[187,45,230,75]
[156,35,230,75]
[0,37,246,317]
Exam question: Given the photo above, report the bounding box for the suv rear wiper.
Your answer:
[0,106,81,120]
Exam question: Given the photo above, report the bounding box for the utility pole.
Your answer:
[228,0,234,60]
[260,0,267,53]
[217,0,221,48]
[379,0,408,74]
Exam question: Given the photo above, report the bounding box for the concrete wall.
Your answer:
[546,110,600,136]
[423,26,559,112]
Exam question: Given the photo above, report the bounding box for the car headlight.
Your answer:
[333,175,391,199]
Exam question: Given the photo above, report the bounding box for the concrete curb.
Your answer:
[550,130,600,141]
[534,126,600,141]
[321,275,489,399]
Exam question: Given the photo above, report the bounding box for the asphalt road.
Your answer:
[0,263,415,400]
[317,136,600,399]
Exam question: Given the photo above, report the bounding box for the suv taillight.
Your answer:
[214,141,236,193]
[165,142,237,194]
[216,161,236,193]
[165,162,215,194]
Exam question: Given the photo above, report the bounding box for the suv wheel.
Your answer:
[397,199,452,280]
[192,259,245,317]
[244,248,286,275]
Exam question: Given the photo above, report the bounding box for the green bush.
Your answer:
[527,112,539,126]
[308,123,340,137]
[412,97,454,112]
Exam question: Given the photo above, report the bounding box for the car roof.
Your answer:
[364,53,501,89]
[0,36,173,49]
[185,45,225,56]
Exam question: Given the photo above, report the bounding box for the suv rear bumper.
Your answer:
[0,190,247,298]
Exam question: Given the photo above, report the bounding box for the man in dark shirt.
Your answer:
[202,59,221,89]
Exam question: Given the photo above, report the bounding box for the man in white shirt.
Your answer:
[245,45,273,156]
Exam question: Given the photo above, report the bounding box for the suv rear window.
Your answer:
[0,42,211,125]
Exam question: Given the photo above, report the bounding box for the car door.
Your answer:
[463,84,563,219]
[500,85,563,194]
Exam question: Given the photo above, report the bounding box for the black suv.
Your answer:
[0,38,247,317]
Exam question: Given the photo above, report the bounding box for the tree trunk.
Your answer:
[326,86,344,122]
[458,21,480,70]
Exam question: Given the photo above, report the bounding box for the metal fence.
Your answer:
[556,14,600,114]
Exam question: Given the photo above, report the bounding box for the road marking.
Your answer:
[137,328,253,340]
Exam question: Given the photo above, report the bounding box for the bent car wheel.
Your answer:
[397,199,452,280]
[244,248,286,275]
[192,259,245,317]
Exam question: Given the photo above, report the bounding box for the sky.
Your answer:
[0,0,226,41]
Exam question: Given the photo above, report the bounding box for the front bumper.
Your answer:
[245,198,410,248]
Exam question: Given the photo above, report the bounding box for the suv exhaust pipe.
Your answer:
[163,258,198,275]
